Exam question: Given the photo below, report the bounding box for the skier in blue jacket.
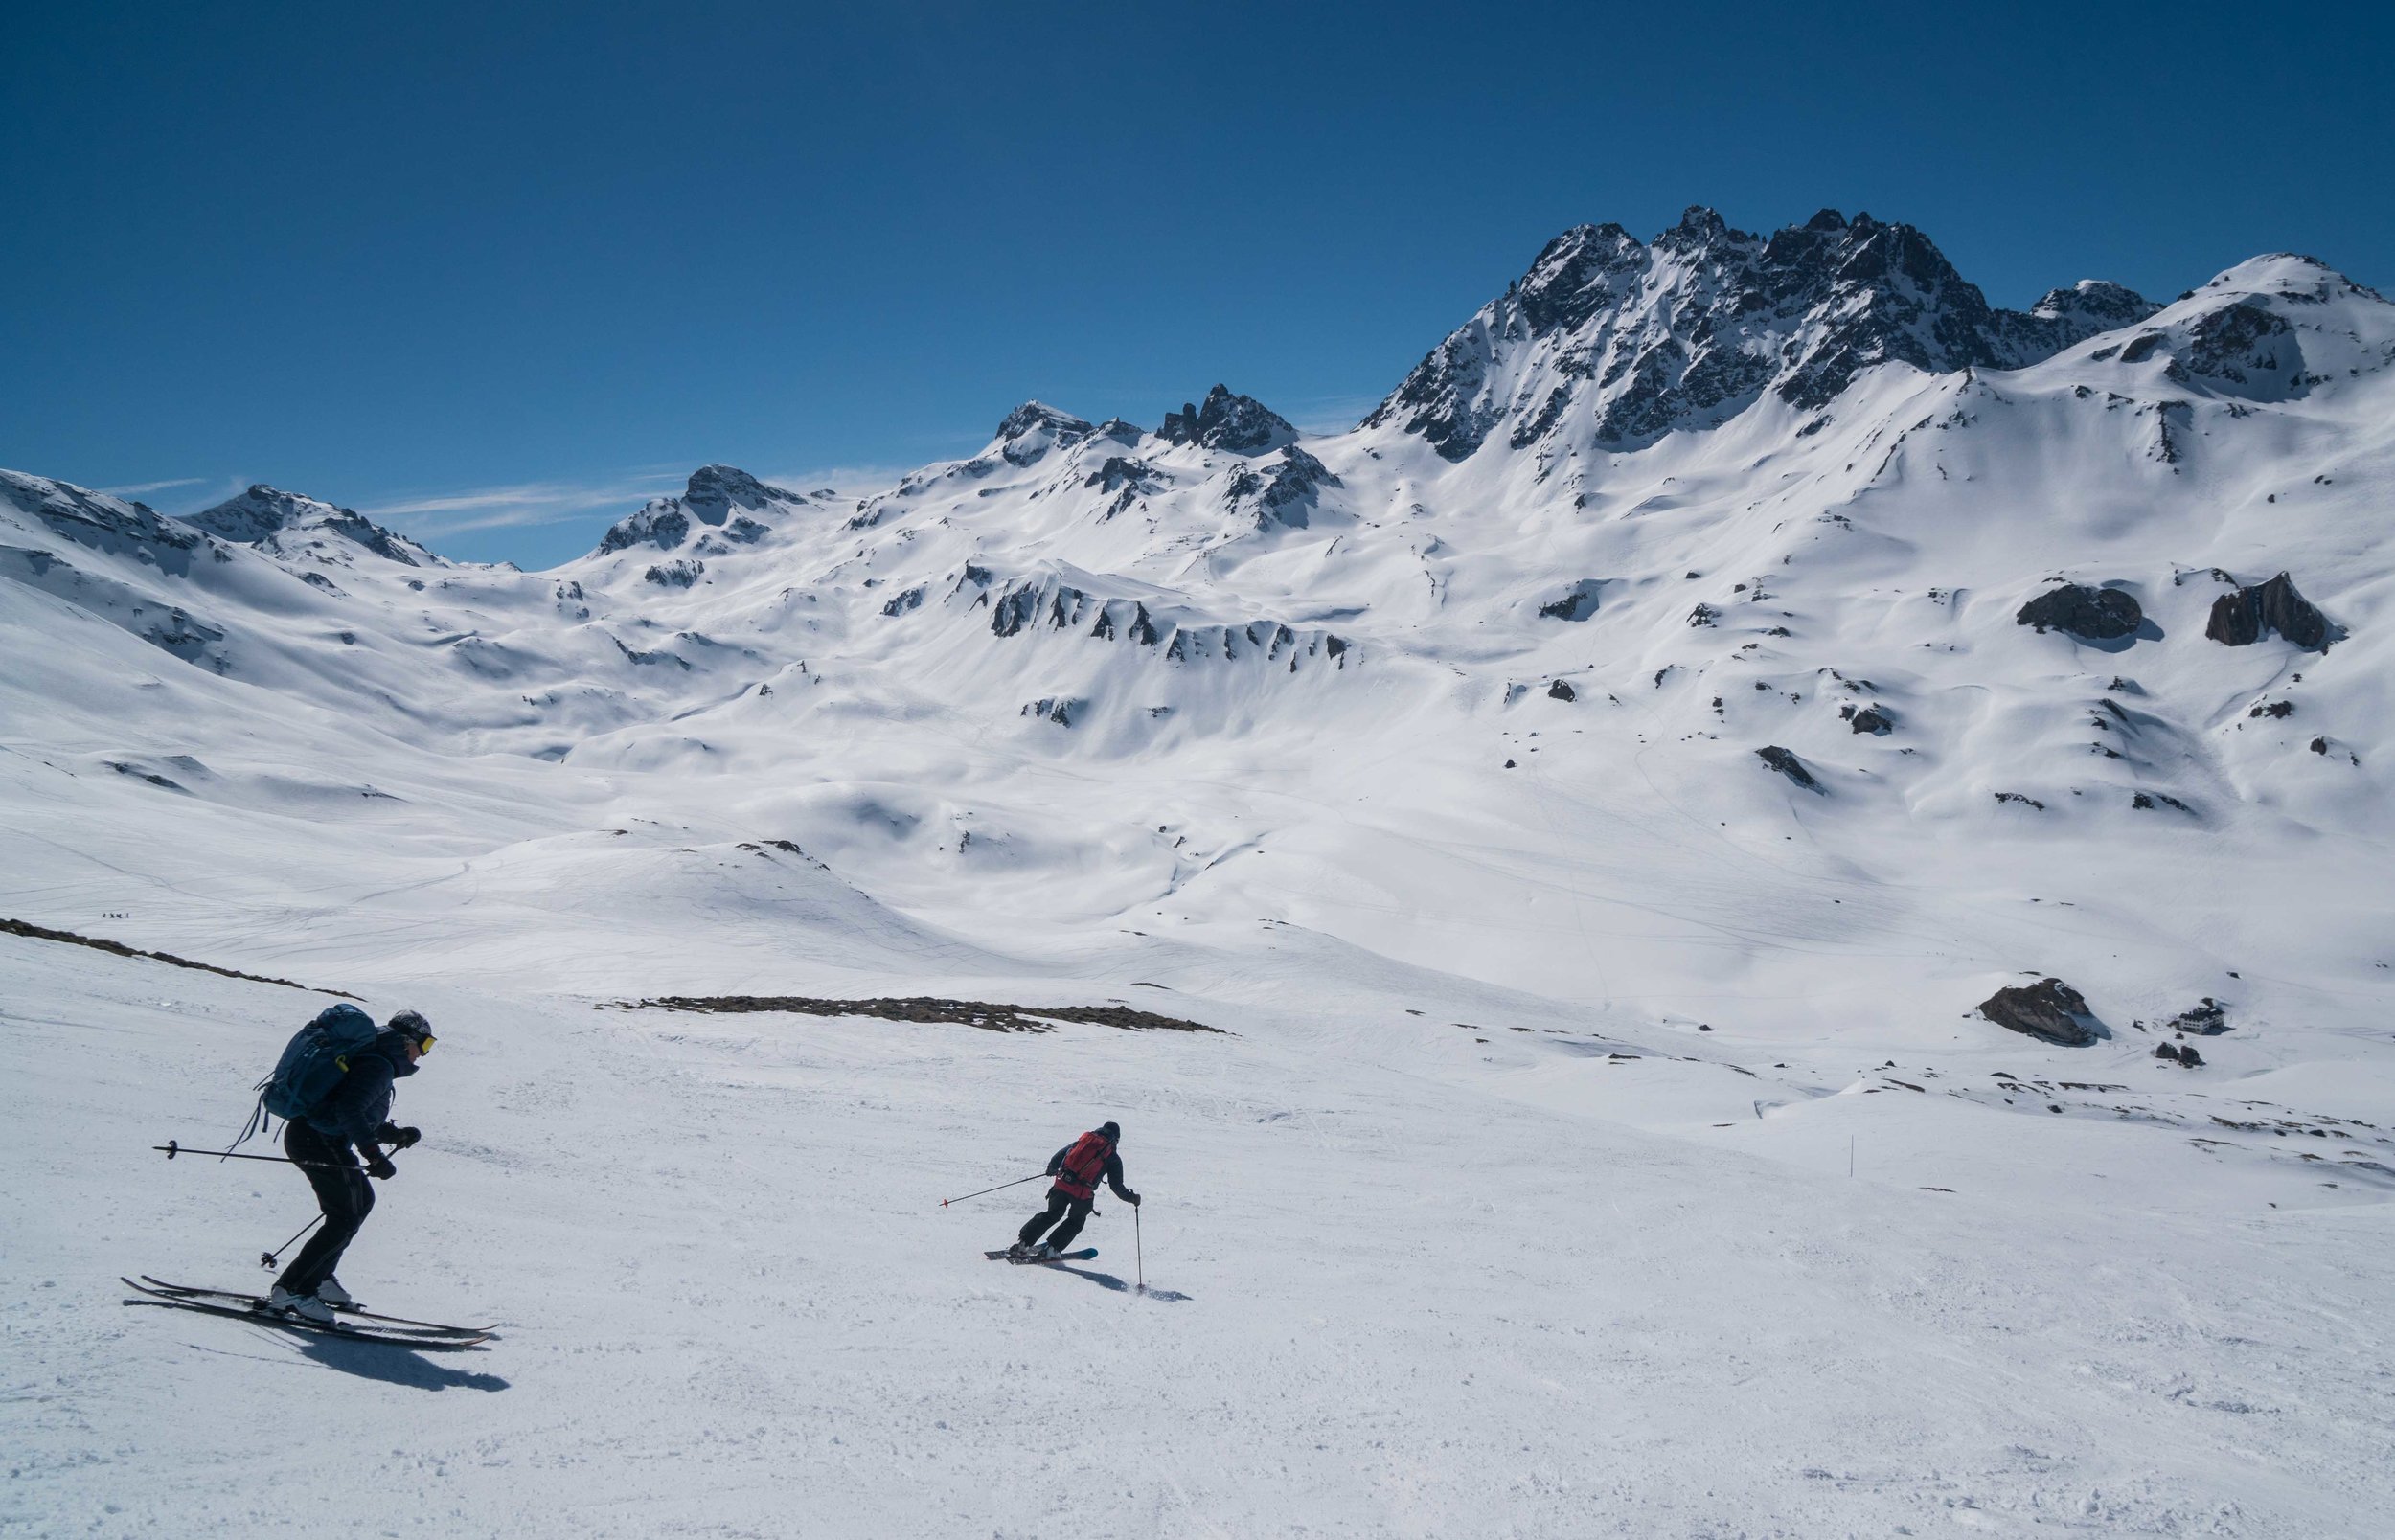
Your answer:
[267,1010,434,1322]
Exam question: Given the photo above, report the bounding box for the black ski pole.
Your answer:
[261,1212,322,1271]
[939,1171,1047,1208]
[1134,1202,1145,1295]
[154,1140,373,1172]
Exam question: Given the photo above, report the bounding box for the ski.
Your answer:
[985,1248,1098,1264]
[124,1278,494,1340]
[122,1284,492,1349]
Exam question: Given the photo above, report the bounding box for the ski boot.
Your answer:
[265,1287,337,1325]
[315,1277,356,1309]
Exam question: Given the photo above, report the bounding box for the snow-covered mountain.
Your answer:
[5,213,2390,1014]
[1364,206,2163,458]
[8,209,2395,1535]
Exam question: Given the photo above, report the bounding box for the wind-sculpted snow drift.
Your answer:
[6,209,2395,1535]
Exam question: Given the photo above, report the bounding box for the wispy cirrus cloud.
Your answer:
[98,476,209,497]
[359,470,687,537]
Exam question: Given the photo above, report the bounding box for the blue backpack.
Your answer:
[248,1005,379,1136]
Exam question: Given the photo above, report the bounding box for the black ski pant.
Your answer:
[275,1121,374,1298]
[1018,1189,1092,1251]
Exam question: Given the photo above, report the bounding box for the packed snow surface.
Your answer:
[5,210,2394,1535]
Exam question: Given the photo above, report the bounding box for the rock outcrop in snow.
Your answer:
[1979,978,2102,1046]
[596,465,813,556]
[2205,572,2334,651]
[2016,583,2143,640]
[1160,386,1297,455]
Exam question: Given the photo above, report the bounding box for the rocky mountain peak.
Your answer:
[186,484,428,566]
[992,402,1096,466]
[1366,207,2159,460]
[682,464,802,522]
[185,485,342,543]
[1160,385,1297,455]
[595,464,806,558]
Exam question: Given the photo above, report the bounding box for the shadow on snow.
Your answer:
[298,1334,510,1392]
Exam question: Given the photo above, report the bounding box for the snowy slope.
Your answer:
[5,208,2395,1536]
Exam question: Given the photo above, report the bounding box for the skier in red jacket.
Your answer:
[1010,1121,1138,1258]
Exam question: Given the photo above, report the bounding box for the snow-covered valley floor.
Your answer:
[9,213,2395,1535]
[7,915,2392,1537]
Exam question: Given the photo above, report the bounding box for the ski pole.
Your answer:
[154,1140,372,1172]
[939,1171,1047,1208]
[261,1212,322,1270]
[1134,1203,1144,1295]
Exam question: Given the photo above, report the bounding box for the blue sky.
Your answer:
[6,1,2387,568]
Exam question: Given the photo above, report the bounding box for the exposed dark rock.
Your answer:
[2016,583,2143,640]
[1849,705,1893,735]
[683,464,803,522]
[1160,385,1297,455]
[2156,1041,2183,1062]
[599,465,805,555]
[186,485,430,566]
[1754,745,1821,792]
[1362,208,2156,459]
[2247,700,2293,719]
[978,573,1349,670]
[1084,456,1155,494]
[643,558,704,588]
[1978,977,2101,1046]
[2131,791,2195,814]
[880,584,925,617]
[1688,603,1720,627]
[1224,445,1340,529]
[993,402,1095,466]
[1547,680,1577,702]
[2206,572,2333,650]
[1538,579,1606,622]
[614,993,1225,1034]
[2178,1043,2205,1067]
[2176,301,2297,391]
[1020,697,1082,727]
[1993,792,2045,810]
[0,916,357,998]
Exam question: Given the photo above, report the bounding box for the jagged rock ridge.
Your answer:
[1363,206,2159,459]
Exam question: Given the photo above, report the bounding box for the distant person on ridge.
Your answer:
[265,1008,434,1322]
[1010,1121,1138,1259]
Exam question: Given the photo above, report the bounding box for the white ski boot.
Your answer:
[314,1278,356,1309]
[266,1287,337,1325]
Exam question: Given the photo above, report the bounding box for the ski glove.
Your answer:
[365,1152,398,1180]
[376,1123,422,1149]
[1124,1190,1141,1207]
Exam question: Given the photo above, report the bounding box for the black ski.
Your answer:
[121,1280,492,1348]
[136,1276,493,1336]
[984,1248,1098,1264]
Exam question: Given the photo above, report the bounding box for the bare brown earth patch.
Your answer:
[1,916,358,998]
[613,993,1227,1035]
